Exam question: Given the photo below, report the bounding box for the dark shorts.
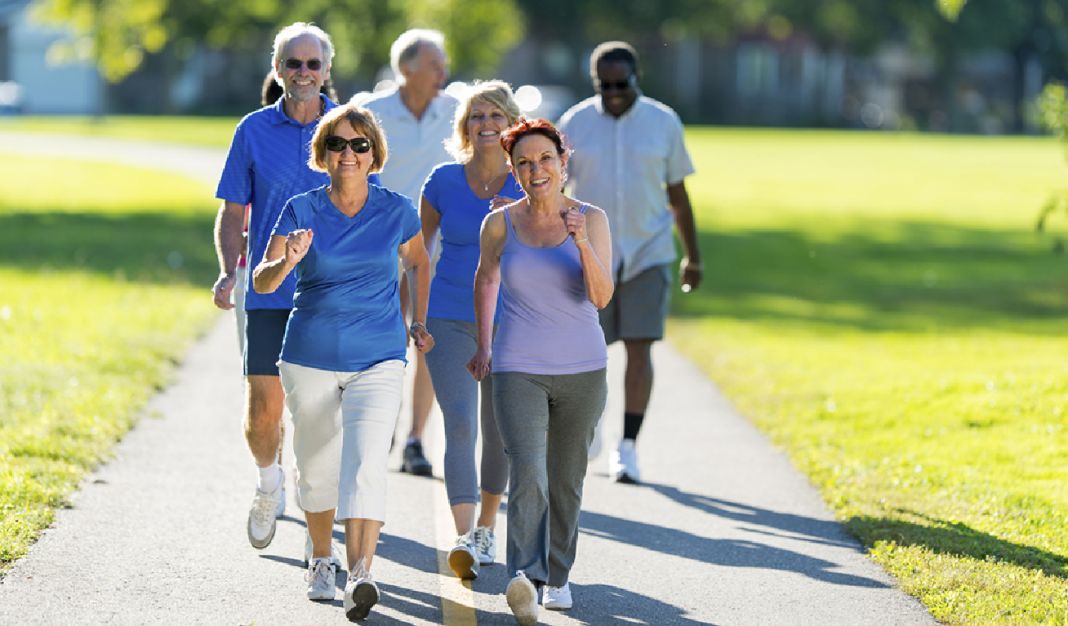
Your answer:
[599,264,671,345]
[244,308,290,376]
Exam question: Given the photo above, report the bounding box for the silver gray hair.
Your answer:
[271,22,335,84]
[389,28,446,81]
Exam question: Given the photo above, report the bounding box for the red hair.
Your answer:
[500,117,569,159]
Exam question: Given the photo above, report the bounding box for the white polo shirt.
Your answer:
[559,95,695,283]
[360,88,458,204]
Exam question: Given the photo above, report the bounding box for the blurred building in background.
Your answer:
[0,0,1056,133]
[0,0,102,114]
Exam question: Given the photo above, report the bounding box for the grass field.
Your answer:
[0,153,218,572]
[0,115,235,148]
[1,118,1065,623]
[675,129,1068,624]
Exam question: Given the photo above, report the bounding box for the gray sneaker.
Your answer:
[305,557,337,601]
[247,476,284,549]
[506,571,539,626]
[472,526,497,565]
[344,572,379,622]
[447,532,479,579]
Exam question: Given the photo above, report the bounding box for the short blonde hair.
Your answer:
[308,104,388,174]
[446,80,521,162]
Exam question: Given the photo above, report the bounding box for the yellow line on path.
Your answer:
[433,480,478,626]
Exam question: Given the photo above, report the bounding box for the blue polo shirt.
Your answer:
[272,184,422,372]
[422,162,512,322]
[216,94,336,310]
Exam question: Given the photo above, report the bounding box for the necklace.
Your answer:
[468,166,506,195]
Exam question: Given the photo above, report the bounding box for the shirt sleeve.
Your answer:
[272,198,299,238]
[215,120,253,204]
[665,111,696,185]
[400,196,421,243]
[420,164,443,214]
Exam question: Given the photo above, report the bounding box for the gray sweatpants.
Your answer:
[425,318,509,505]
[492,368,607,586]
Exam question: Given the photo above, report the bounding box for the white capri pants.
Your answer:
[278,359,405,522]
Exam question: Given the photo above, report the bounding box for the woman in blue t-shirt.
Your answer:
[420,80,520,580]
[253,103,433,621]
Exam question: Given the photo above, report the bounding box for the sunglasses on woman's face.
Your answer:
[325,136,372,153]
[284,57,323,71]
[596,75,634,91]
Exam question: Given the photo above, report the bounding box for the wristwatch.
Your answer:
[410,321,427,335]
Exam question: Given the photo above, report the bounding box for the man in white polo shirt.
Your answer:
[559,40,703,484]
[359,28,458,478]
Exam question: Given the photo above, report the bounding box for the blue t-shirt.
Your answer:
[272,185,422,371]
[422,162,517,322]
[216,94,334,310]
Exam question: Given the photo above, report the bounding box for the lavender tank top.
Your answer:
[491,205,608,375]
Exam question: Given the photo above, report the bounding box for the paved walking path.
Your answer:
[0,133,935,625]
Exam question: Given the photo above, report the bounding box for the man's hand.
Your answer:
[680,257,702,293]
[212,272,236,310]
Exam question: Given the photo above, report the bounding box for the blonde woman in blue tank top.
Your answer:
[420,81,521,580]
[467,118,614,625]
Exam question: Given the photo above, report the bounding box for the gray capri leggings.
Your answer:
[492,368,607,587]
[424,318,509,505]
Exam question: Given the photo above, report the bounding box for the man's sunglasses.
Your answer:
[596,76,635,91]
[325,136,373,153]
[284,58,323,71]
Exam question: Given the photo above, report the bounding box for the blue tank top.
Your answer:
[491,205,607,375]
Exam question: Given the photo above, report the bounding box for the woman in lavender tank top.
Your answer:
[467,118,614,625]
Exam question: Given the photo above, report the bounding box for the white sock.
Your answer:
[257,463,282,493]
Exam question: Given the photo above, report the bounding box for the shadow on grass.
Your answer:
[0,211,217,284]
[674,219,1068,333]
[847,511,1067,579]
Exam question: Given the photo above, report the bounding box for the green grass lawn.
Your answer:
[1,118,1065,622]
[674,129,1068,624]
[0,115,236,148]
[0,153,218,572]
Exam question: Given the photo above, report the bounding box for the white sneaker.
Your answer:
[343,572,379,622]
[609,439,641,484]
[472,526,497,565]
[506,571,539,626]
[543,582,573,610]
[447,532,479,579]
[303,531,342,567]
[305,557,337,601]
[247,478,284,549]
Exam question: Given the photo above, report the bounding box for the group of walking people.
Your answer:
[211,22,701,625]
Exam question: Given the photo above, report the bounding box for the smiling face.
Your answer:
[595,59,638,118]
[276,34,329,104]
[324,121,373,182]
[466,100,510,155]
[510,133,567,200]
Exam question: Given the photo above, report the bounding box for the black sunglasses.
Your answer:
[284,57,323,71]
[325,136,373,153]
[596,76,634,91]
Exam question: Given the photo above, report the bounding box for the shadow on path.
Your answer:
[582,484,886,588]
[648,483,860,550]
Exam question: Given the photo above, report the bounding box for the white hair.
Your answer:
[389,28,445,82]
[271,22,335,84]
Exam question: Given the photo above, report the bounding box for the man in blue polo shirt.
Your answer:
[212,22,337,550]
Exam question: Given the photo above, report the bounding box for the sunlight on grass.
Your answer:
[0,115,237,148]
[672,129,1068,624]
[0,153,218,572]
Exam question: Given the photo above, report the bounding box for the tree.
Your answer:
[33,0,523,84]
